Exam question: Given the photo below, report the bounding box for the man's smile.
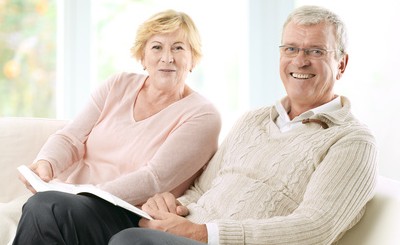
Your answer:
[290,72,315,79]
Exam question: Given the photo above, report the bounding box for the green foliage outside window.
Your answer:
[0,0,56,117]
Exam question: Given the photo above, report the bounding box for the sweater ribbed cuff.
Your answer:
[217,222,244,245]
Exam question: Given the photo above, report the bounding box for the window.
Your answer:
[0,0,57,117]
[1,0,249,134]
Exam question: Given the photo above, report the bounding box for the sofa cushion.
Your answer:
[337,176,400,244]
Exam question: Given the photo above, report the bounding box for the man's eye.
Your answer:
[310,49,323,56]
[286,47,297,53]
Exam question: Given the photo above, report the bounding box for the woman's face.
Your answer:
[142,29,194,92]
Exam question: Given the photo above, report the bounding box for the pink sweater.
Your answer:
[35,72,221,205]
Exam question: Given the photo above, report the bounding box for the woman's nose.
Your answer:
[161,50,174,63]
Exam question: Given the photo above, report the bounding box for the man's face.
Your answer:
[279,21,348,108]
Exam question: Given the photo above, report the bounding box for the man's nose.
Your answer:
[292,51,311,67]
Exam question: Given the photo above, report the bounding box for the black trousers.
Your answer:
[109,228,206,245]
[12,191,140,245]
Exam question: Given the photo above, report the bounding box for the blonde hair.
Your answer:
[131,9,202,65]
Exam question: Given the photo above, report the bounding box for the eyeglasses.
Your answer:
[279,45,336,59]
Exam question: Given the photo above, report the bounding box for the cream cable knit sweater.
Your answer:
[179,96,377,245]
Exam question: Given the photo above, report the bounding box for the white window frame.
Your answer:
[57,0,92,119]
[248,0,293,108]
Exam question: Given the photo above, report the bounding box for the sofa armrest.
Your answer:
[337,176,400,245]
[0,117,67,202]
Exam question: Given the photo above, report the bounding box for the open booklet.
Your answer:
[17,165,153,220]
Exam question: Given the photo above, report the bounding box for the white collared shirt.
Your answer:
[275,96,342,132]
[205,96,342,244]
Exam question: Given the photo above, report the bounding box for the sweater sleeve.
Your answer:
[34,75,114,176]
[215,131,378,245]
[100,104,221,205]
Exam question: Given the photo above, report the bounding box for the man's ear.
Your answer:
[336,53,349,80]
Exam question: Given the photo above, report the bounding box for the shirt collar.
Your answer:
[275,96,342,123]
[310,96,342,115]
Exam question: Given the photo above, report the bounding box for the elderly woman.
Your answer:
[12,10,220,244]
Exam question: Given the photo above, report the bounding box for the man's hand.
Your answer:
[141,192,189,216]
[18,160,54,193]
[139,209,208,243]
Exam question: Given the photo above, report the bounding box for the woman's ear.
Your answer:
[190,59,197,72]
[189,64,195,73]
[190,53,197,72]
[141,57,146,70]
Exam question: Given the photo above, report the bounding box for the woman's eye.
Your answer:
[151,45,161,50]
[172,46,184,51]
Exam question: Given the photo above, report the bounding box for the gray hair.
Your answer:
[283,5,348,58]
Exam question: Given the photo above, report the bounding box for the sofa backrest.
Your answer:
[0,117,67,202]
[337,175,400,244]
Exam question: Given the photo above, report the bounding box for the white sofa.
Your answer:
[1,117,399,245]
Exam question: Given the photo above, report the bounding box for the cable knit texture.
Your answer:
[178,96,377,245]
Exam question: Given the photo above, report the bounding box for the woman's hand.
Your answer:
[19,160,54,193]
[141,192,189,216]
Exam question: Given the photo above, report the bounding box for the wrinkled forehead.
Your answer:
[282,21,336,48]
